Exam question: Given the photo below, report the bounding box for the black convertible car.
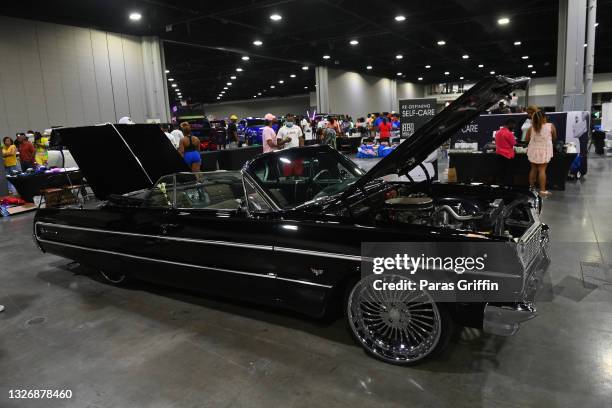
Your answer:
[34,76,549,365]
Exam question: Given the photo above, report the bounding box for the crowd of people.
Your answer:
[2,131,50,194]
[494,104,556,197]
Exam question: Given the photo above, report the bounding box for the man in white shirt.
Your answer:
[277,114,304,149]
[161,124,179,149]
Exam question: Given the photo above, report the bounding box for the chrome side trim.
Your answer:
[35,222,363,261]
[274,246,362,261]
[37,238,333,289]
[36,222,273,251]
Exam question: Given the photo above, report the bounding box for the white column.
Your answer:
[585,0,597,112]
[390,79,398,113]
[315,66,329,114]
[555,0,587,111]
[141,36,170,122]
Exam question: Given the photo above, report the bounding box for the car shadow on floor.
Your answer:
[36,260,515,372]
[38,261,355,346]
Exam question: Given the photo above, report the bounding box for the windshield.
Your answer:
[246,119,265,127]
[247,146,364,208]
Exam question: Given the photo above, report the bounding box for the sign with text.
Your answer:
[399,98,437,138]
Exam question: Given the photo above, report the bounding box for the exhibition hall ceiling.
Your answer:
[1,0,610,105]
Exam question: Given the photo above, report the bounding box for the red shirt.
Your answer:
[378,122,392,139]
[18,140,35,163]
[495,127,516,159]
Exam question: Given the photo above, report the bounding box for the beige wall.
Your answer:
[0,15,168,137]
[202,94,310,120]
[326,68,424,118]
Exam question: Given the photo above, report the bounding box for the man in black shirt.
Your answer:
[228,115,239,148]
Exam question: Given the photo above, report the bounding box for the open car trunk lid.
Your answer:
[51,124,189,199]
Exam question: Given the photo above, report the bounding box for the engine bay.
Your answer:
[350,184,536,240]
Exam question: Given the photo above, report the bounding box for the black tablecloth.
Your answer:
[337,136,362,153]
[6,170,83,203]
[448,152,577,190]
[201,146,263,171]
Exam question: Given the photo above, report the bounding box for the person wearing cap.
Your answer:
[118,116,135,124]
[262,114,289,153]
[228,115,239,148]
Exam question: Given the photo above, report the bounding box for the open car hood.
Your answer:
[342,76,530,197]
[51,124,189,199]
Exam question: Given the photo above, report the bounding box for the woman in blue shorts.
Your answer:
[178,122,201,172]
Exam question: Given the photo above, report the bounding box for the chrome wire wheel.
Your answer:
[347,274,442,364]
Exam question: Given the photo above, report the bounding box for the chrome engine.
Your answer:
[383,193,508,236]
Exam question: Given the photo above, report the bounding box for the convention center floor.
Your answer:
[1,154,612,408]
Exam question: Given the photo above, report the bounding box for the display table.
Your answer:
[6,169,83,203]
[200,146,263,172]
[337,136,362,153]
[448,152,577,190]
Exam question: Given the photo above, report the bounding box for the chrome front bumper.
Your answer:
[483,222,550,337]
[483,302,537,336]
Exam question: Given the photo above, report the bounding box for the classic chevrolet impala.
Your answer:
[34,76,549,364]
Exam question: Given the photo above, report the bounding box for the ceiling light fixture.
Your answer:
[217,97,221,100]
[425,65,431,69]
[258,92,262,95]
[129,12,142,21]
[397,72,403,76]
[460,76,465,80]
[226,82,232,85]
[270,14,282,21]
[241,56,250,61]
[462,54,469,59]
[395,15,406,22]
[478,64,484,68]
[304,86,308,89]
[497,17,510,25]
[253,40,263,46]
[270,85,276,88]
[531,71,537,74]
[490,70,496,74]
[168,78,174,81]
[444,71,450,75]
[514,41,522,46]
[165,69,170,74]
[527,64,533,68]
[290,74,296,78]
[279,80,284,84]
[366,65,373,70]
[236,68,243,72]
[302,66,309,70]
[418,77,423,81]
[323,55,331,59]
[350,40,359,45]
[223,87,228,90]
[437,40,446,46]
[171,84,177,87]
[396,54,403,59]
[521,55,529,60]
[230,76,236,80]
